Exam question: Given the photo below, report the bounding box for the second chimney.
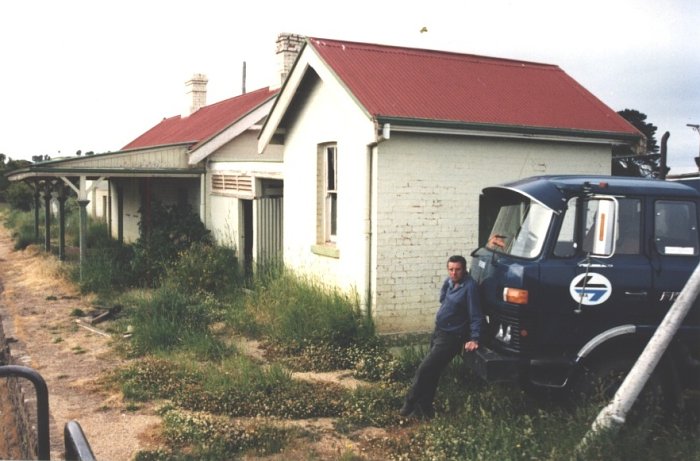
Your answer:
[183,73,208,117]
[272,33,305,90]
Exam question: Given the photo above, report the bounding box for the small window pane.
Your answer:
[489,199,552,258]
[327,147,336,191]
[654,200,699,256]
[324,145,338,243]
[581,197,617,256]
[615,198,641,254]
[330,194,337,236]
[554,198,577,257]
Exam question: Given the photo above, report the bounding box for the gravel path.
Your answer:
[0,225,161,460]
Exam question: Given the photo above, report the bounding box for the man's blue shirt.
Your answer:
[435,274,482,340]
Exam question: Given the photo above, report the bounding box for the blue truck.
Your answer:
[467,175,700,405]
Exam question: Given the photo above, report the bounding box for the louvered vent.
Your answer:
[212,174,253,194]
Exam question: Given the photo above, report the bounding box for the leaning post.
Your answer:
[576,260,700,457]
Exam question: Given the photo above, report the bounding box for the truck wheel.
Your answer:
[571,355,667,420]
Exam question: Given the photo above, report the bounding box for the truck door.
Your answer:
[577,197,653,328]
[540,197,652,349]
[650,199,700,323]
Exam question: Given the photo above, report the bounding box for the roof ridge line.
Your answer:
[309,36,558,69]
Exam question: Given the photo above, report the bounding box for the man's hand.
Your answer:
[487,234,506,250]
[464,340,479,352]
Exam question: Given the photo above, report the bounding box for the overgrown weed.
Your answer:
[4,207,698,460]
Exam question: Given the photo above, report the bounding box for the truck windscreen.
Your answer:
[487,197,553,258]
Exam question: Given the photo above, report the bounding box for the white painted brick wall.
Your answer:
[272,68,612,334]
[372,135,611,333]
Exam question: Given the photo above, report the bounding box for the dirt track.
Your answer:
[0,221,406,460]
[0,224,161,460]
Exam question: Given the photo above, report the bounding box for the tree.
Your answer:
[617,109,659,153]
[5,182,33,211]
[0,155,32,204]
[612,109,666,178]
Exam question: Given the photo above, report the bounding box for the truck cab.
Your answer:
[467,175,700,397]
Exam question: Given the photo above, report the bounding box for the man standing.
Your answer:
[400,255,483,419]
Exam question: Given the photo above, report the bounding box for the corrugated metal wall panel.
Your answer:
[256,197,283,263]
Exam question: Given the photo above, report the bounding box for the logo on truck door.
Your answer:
[569,273,612,305]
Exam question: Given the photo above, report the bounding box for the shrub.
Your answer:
[5,182,34,211]
[339,382,405,429]
[116,357,195,402]
[70,218,113,249]
[128,285,224,357]
[278,339,403,382]
[117,355,348,419]
[3,208,40,249]
[77,243,135,294]
[163,242,240,296]
[239,271,373,348]
[158,407,294,458]
[131,201,212,287]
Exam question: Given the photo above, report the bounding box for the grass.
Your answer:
[3,206,39,249]
[3,208,699,460]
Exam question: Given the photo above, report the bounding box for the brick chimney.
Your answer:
[272,33,304,90]
[183,73,208,117]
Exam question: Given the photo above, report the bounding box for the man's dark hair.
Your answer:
[447,255,467,269]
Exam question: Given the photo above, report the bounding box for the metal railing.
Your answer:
[0,365,95,460]
[64,421,96,461]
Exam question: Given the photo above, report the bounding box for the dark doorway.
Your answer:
[242,199,253,273]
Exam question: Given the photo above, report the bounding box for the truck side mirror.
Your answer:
[582,197,617,257]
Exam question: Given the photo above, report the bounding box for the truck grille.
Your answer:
[491,305,522,352]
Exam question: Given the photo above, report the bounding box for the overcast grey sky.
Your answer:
[1,0,698,172]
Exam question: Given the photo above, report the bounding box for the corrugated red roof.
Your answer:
[122,87,278,150]
[308,38,637,135]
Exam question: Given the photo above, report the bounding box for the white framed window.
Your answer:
[318,144,338,244]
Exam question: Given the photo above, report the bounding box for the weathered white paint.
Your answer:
[204,129,284,252]
[372,134,610,333]
[189,103,279,165]
[281,72,376,311]
[120,179,141,242]
[90,181,109,220]
[209,130,283,164]
[275,60,612,334]
[107,177,201,243]
[208,194,240,248]
[49,145,191,169]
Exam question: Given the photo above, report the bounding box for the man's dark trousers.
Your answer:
[404,329,464,416]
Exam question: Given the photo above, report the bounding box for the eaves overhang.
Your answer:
[6,167,204,182]
[115,142,195,155]
[375,116,642,145]
[258,41,311,152]
[189,97,276,165]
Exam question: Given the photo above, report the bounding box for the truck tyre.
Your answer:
[571,355,667,422]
